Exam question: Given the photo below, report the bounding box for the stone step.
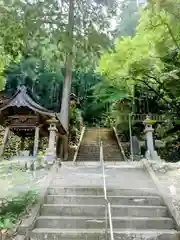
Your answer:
[41,204,168,218]
[77,154,99,157]
[104,158,123,161]
[48,187,158,196]
[103,153,122,156]
[30,228,178,240]
[103,148,121,151]
[103,152,123,158]
[77,153,100,156]
[77,152,99,155]
[76,152,99,155]
[76,156,100,159]
[46,195,164,206]
[76,158,99,161]
[36,216,175,229]
[76,156,99,159]
[78,146,100,149]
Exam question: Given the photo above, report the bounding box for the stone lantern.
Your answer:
[143,115,160,160]
[44,117,58,165]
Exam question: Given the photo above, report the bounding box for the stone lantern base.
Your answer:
[44,148,57,166]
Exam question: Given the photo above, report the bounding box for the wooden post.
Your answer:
[60,140,64,159]
[0,126,10,157]
[33,126,40,156]
[20,136,25,151]
[63,135,69,160]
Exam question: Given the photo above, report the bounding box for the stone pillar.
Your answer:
[143,116,160,160]
[33,126,40,156]
[44,118,58,165]
[0,126,10,157]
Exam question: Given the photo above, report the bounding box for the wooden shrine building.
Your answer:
[0,85,66,159]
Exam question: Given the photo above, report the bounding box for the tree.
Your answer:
[98,0,180,161]
[58,0,118,158]
[114,0,139,37]
[0,0,119,158]
[99,0,180,103]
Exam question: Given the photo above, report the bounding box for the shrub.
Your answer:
[0,190,38,229]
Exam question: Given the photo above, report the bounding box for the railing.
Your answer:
[116,113,165,122]
[113,127,127,161]
[73,126,85,164]
[100,141,114,240]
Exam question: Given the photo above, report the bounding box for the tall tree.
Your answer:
[60,0,74,131]
[60,0,74,159]
[0,0,118,158]
[115,0,139,37]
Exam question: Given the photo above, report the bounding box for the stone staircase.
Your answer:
[76,128,100,161]
[76,128,123,162]
[30,186,177,240]
[100,128,124,161]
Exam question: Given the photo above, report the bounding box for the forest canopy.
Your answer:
[1,0,180,160]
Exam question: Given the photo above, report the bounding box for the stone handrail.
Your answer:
[143,159,180,230]
[73,126,86,164]
[113,127,127,161]
[100,141,114,240]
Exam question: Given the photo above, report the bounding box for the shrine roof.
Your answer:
[0,85,66,134]
[0,85,54,115]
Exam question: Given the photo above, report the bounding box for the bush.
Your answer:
[0,190,38,229]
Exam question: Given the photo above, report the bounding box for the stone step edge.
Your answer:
[31,228,178,234]
[42,204,166,209]
[48,186,158,190]
[48,187,158,194]
[37,216,173,221]
[46,194,161,199]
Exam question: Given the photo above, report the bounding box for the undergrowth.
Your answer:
[0,190,38,229]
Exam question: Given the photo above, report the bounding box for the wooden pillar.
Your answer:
[60,140,64,159]
[20,136,25,151]
[63,135,68,160]
[56,135,60,158]
[0,126,10,157]
[33,126,40,156]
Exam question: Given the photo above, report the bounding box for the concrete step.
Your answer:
[41,204,168,218]
[30,228,178,240]
[48,187,159,196]
[46,195,164,206]
[36,216,175,229]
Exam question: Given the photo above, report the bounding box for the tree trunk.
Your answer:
[60,0,74,160]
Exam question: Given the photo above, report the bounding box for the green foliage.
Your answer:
[4,57,64,110]
[0,190,37,229]
[97,0,180,160]
[0,0,119,133]
[4,57,104,122]
[98,0,180,113]
[0,0,117,69]
[114,0,139,37]
[69,107,82,143]
[93,80,130,104]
